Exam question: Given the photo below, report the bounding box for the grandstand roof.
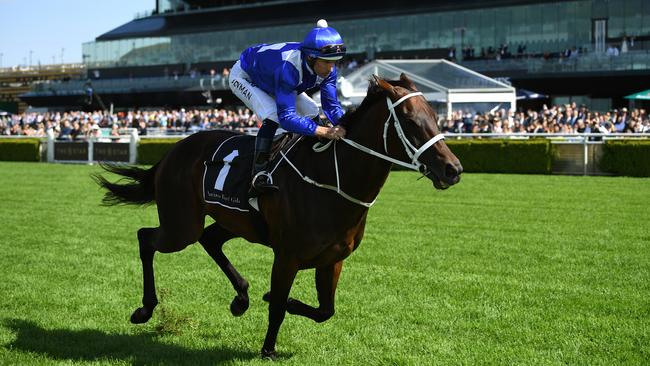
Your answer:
[337,59,516,116]
[98,0,552,40]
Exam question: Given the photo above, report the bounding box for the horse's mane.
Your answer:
[338,77,414,129]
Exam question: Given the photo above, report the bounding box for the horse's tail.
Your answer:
[92,163,158,206]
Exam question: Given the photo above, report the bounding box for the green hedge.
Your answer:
[445,139,553,174]
[599,140,650,177]
[0,138,41,162]
[137,138,182,165]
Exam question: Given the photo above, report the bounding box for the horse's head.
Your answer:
[374,74,462,189]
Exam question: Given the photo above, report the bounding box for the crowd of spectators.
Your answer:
[2,103,648,140]
[439,103,650,135]
[0,108,261,140]
[454,43,589,61]
[451,36,637,62]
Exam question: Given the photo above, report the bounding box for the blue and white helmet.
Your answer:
[300,19,346,60]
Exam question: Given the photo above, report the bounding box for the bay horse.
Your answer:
[94,74,462,359]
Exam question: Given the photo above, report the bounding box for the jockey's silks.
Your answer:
[239,42,345,135]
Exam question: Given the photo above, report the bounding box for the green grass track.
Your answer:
[0,162,648,365]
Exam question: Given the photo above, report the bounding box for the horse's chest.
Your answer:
[263,193,369,266]
[279,220,365,267]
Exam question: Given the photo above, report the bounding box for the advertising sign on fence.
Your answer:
[93,142,130,162]
[54,142,88,161]
[46,129,138,163]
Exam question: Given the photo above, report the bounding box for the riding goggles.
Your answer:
[305,44,347,60]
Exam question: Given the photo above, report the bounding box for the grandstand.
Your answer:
[15,0,650,111]
[0,64,85,113]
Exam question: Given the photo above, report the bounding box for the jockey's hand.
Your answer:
[315,125,346,140]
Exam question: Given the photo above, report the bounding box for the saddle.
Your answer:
[202,133,296,211]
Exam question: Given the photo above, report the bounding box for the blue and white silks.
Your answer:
[229,42,344,136]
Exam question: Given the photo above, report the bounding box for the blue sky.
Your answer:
[0,0,153,67]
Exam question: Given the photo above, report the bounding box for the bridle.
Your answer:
[276,91,445,208]
[341,91,445,172]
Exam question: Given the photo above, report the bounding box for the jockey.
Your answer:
[229,19,347,196]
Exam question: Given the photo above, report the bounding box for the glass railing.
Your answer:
[26,75,229,95]
[459,50,650,74]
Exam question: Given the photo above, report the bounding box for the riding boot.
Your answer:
[249,120,279,196]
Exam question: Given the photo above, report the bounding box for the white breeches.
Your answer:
[229,60,319,124]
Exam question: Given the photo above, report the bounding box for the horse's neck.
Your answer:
[333,104,394,203]
[280,103,394,208]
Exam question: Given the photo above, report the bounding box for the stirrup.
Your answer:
[250,171,278,195]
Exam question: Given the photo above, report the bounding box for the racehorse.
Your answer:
[94,74,462,359]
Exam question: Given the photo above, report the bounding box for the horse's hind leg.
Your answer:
[199,222,250,316]
[130,224,201,324]
[129,158,205,324]
[130,227,159,324]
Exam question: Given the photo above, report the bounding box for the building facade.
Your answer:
[23,0,650,110]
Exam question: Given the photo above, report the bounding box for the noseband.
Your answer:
[342,91,445,171]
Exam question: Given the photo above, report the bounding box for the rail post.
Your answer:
[583,135,588,176]
[46,129,55,162]
[129,128,139,164]
[88,136,94,163]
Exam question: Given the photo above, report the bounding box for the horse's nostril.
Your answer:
[445,163,458,178]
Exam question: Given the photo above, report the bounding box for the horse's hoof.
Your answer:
[262,292,271,302]
[130,307,153,324]
[261,348,277,361]
[230,295,249,317]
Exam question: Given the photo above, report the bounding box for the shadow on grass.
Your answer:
[2,318,259,365]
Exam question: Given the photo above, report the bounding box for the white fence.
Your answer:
[43,129,139,164]
[2,131,648,175]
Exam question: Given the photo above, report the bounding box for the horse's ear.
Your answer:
[371,74,382,86]
[373,75,397,97]
[399,73,418,91]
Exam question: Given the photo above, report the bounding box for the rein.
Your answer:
[277,91,444,207]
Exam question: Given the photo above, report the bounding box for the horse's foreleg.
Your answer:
[285,261,343,323]
[261,254,299,360]
[198,223,249,316]
[130,227,158,324]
